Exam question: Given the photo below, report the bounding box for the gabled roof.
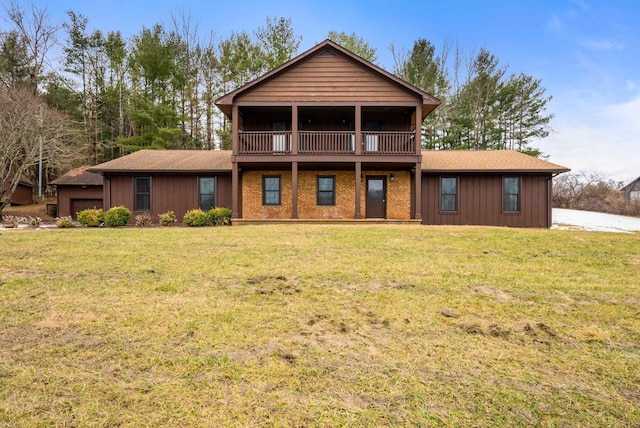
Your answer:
[51,166,103,186]
[215,39,440,119]
[621,176,640,192]
[2,174,34,187]
[422,150,570,174]
[88,150,233,173]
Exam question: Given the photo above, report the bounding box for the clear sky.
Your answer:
[17,0,640,182]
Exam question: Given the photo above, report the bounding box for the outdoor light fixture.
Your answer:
[390,174,395,182]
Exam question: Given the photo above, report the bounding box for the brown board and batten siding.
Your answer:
[420,150,570,228]
[106,174,231,223]
[89,150,234,224]
[422,174,552,227]
[236,49,420,104]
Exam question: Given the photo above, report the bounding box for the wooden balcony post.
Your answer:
[355,161,362,219]
[232,104,239,153]
[292,161,298,219]
[414,161,422,220]
[415,104,422,154]
[232,162,239,219]
[355,104,361,155]
[291,104,298,155]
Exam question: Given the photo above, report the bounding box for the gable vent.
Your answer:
[317,49,338,57]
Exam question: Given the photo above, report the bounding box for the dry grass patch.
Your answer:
[0,225,639,426]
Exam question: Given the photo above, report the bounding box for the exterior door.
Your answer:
[71,199,103,219]
[366,176,386,218]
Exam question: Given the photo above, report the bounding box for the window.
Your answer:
[199,177,216,211]
[317,175,335,206]
[440,177,458,212]
[263,175,281,205]
[135,177,151,211]
[503,176,521,212]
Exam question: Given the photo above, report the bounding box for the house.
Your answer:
[1,175,34,205]
[89,150,231,222]
[50,166,104,218]
[85,39,568,227]
[622,177,640,202]
[421,150,567,227]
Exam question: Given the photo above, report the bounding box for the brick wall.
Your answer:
[361,171,411,219]
[298,171,355,219]
[242,170,292,219]
[241,169,411,220]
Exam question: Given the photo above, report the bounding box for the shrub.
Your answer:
[77,208,104,227]
[24,216,42,228]
[208,207,233,226]
[2,215,20,228]
[183,208,209,227]
[56,216,75,228]
[104,206,131,227]
[158,210,176,226]
[135,212,153,227]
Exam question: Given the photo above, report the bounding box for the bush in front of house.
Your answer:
[183,208,209,226]
[2,215,20,228]
[77,208,104,227]
[56,216,75,228]
[208,207,233,226]
[24,216,42,228]
[158,210,176,226]
[103,206,131,227]
[135,212,153,227]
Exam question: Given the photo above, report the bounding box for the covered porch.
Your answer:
[234,160,422,221]
[233,105,421,155]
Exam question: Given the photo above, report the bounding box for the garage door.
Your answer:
[71,199,103,218]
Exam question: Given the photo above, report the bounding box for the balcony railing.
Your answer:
[238,131,416,155]
[298,131,354,153]
[362,132,416,154]
[238,131,292,154]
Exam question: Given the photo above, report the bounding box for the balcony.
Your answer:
[237,131,416,155]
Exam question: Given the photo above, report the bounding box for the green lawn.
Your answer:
[1,225,639,426]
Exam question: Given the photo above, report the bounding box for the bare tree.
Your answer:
[5,0,58,94]
[0,86,83,217]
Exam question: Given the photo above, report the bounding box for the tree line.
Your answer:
[0,1,553,214]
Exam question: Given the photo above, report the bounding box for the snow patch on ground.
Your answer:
[552,208,640,233]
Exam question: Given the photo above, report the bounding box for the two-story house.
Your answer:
[215,39,438,222]
[69,40,568,227]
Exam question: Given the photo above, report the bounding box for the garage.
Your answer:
[71,198,103,217]
[51,166,104,219]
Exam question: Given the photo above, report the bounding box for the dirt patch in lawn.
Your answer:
[470,285,513,302]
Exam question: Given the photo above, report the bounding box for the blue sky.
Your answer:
[25,1,640,181]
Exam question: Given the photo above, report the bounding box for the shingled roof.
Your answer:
[51,166,103,186]
[422,150,570,173]
[84,149,568,175]
[89,150,233,173]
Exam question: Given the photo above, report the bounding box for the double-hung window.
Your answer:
[199,177,216,211]
[317,175,335,206]
[440,177,458,212]
[135,177,151,211]
[503,176,521,212]
[263,175,281,205]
